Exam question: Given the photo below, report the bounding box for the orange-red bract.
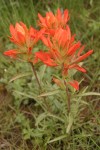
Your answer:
[38,8,69,35]
[35,27,93,72]
[4,22,44,61]
[4,49,20,58]
[35,27,93,89]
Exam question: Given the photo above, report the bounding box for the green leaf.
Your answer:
[47,135,67,144]
[37,90,59,97]
[40,65,47,81]
[35,113,47,126]
[14,90,36,99]
[9,72,31,82]
[66,114,73,133]
[14,90,46,111]
[78,92,100,97]
[47,113,64,123]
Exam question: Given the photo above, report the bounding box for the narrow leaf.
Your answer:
[78,92,100,97]
[37,90,59,97]
[47,135,67,144]
[9,72,31,82]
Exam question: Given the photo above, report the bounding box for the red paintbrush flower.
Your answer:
[9,22,44,47]
[4,22,44,61]
[38,8,69,35]
[35,27,93,89]
[36,27,93,72]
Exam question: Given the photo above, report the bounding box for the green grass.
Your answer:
[0,0,100,149]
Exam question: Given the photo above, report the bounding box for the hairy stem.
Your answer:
[64,80,70,114]
[30,62,41,90]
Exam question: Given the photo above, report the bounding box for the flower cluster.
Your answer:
[4,8,93,90]
[4,22,44,61]
[38,8,69,35]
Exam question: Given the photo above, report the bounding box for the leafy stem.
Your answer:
[64,79,71,114]
[30,62,52,113]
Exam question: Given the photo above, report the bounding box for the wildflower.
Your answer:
[36,27,93,72]
[38,8,69,35]
[4,22,44,61]
[35,27,93,89]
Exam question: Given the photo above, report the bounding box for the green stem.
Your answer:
[64,80,70,114]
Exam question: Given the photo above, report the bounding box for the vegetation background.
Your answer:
[0,0,100,149]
